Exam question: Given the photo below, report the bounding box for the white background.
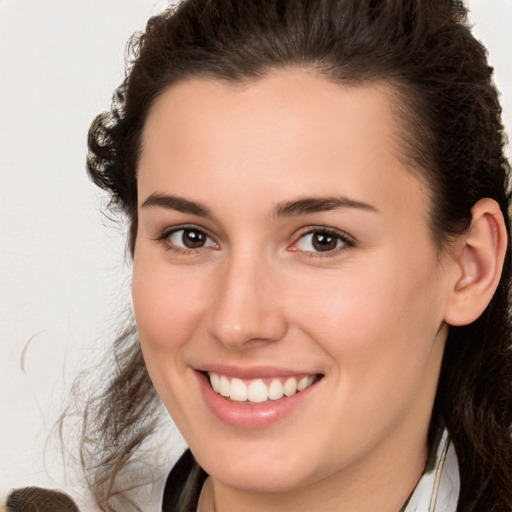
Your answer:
[1,0,511,506]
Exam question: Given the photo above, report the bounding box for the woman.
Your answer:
[7,0,511,511]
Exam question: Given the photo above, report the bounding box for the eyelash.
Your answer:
[290,227,355,258]
[156,225,355,257]
[156,225,218,256]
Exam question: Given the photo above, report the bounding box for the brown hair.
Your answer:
[5,487,79,512]
[79,1,512,510]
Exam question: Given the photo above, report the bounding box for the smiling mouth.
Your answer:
[206,372,322,404]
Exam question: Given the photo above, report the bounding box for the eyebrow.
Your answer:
[141,193,378,218]
[141,193,213,218]
[273,196,379,218]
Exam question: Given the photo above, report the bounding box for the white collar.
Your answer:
[403,429,460,511]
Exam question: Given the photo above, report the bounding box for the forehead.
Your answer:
[141,71,400,161]
[138,71,429,223]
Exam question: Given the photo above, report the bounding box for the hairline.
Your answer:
[131,66,446,256]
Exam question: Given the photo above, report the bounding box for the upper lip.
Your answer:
[195,364,321,380]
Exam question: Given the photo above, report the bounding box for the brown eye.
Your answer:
[168,228,215,249]
[295,230,349,253]
[311,232,338,252]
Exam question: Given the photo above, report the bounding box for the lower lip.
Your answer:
[195,371,320,429]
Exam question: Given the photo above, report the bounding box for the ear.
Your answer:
[444,198,508,326]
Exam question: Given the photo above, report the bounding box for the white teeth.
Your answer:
[283,377,297,397]
[247,379,268,402]
[207,372,316,402]
[297,375,314,391]
[219,375,230,397]
[268,379,284,400]
[230,378,248,402]
[209,372,220,392]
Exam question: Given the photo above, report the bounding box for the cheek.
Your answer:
[131,261,208,355]
[131,259,213,423]
[289,247,444,382]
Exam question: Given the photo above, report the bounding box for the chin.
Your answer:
[197,445,322,493]
[215,467,311,494]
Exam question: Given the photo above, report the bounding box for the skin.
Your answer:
[132,71,459,512]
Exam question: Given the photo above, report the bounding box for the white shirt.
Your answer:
[403,429,460,512]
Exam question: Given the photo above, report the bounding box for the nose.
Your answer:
[206,254,288,350]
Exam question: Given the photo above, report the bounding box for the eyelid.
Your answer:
[156,224,219,253]
[154,223,354,257]
[288,226,356,256]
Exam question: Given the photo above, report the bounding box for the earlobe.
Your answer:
[444,198,508,327]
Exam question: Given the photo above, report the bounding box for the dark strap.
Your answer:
[162,449,208,512]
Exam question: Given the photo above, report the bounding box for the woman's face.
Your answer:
[133,72,454,495]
